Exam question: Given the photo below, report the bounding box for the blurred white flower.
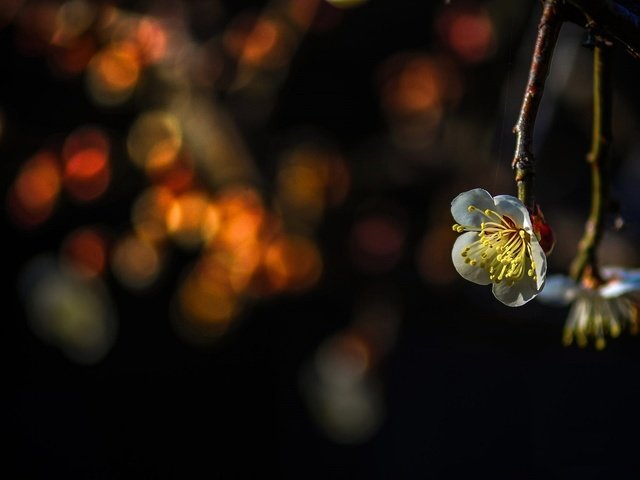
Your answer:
[539,268,640,349]
[451,188,546,306]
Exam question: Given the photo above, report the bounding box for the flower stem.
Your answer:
[569,41,613,283]
[512,0,563,210]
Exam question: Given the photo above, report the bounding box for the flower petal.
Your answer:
[451,231,491,285]
[493,195,532,232]
[529,235,547,291]
[451,188,496,227]
[599,267,640,298]
[492,276,539,307]
[537,274,578,305]
[604,267,640,282]
[600,279,640,298]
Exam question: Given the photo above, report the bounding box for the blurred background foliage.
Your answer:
[4,0,640,477]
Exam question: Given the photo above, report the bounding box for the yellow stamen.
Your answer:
[630,304,639,335]
[563,293,640,349]
[452,204,535,285]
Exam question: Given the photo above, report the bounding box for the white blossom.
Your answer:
[451,188,546,306]
[539,268,640,349]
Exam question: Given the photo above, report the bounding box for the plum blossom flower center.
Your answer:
[452,205,537,286]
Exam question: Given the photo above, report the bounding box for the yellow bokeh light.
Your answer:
[378,53,462,124]
[316,331,371,380]
[180,279,236,326]
[8,151,61,227]
[279,160,325,218]
[166,190,218,249]
[53,0,96,47]
[111,233,162,290]
[174,261,239,344]
[127,111,182,174]
[382,56,441,115]
[224,14,293,70]
[222,244,263,293]
[20,256,117,365]
[87,41,141,105]
[240,18,279,65]
[260,234,323,293]
[131,186,175,244]
[214,187,266,249]
[277,146,350,229]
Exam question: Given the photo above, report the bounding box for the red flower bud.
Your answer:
[531,204,555,255]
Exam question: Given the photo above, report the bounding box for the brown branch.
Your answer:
[512,0,564,210]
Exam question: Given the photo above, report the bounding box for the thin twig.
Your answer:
[512,0,563,210]
[569,42,614,283]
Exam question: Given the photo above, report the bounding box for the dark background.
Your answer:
[4,0,640,478]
